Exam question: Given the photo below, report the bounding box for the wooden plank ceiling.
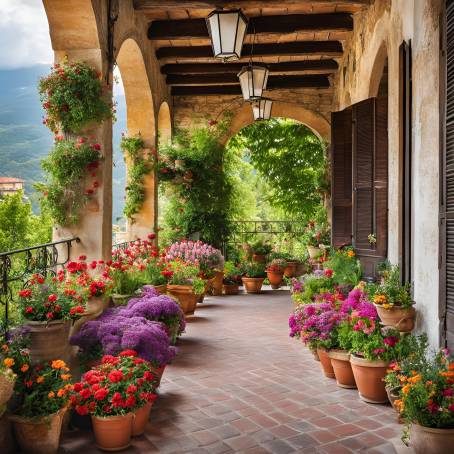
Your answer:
[134,0,371,96]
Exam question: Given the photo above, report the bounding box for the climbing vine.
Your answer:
[120,133,155,221]
[36,137,102,226]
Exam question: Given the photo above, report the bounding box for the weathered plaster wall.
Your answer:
[333,0,442,346]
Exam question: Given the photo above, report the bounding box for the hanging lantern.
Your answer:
[252,98,273,121]
[238,65,269,101]
[206,10,248,61]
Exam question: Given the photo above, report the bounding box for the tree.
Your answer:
[227,118,328,220]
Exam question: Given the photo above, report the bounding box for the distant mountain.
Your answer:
[0,65,126,221]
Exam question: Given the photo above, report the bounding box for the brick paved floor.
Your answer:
[61,289,415,454]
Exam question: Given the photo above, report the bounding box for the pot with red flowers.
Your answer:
[266,259,287,289]
[71,351,159,450]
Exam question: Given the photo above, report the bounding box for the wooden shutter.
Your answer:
[400,41,412,284]
[331,108,353,247]
[352,97,388,278]
[442,0,454,349]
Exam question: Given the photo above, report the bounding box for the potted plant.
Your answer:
[143,259,168,295]
[372,265,415,332]
[164,260,205,315]
[107,263,143,306]
[266,258,287,289]
[269,252,298,278]
[9,359,72,454]
[347,299,408,403]
[241,262,266,293]
[324,247,362,294]
[17,273,88,364]
[71,352,158,450]
[305,221,330,259]
[250,240,272,264]
[223,261,241,295]
[393,349,454,453]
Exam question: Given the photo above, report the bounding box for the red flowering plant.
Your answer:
[266,258,288,273]
[10,359,73,419]
[70,351,158,417]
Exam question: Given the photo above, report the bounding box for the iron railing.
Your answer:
[0,237,79,334]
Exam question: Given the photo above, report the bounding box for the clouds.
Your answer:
[0,0,53,69]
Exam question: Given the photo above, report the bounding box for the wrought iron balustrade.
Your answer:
[0,237,79,334]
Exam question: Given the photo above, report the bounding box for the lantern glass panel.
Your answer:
[238,65,269,101]
[252,99,273,121]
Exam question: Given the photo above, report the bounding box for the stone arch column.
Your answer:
[116,37,157,240]
[158,102,172,146]
[43,0,113,261]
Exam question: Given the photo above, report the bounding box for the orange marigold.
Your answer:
[36,376,44,384]
[3,358,14,368]
[48,391,55,398]
[51,360,66,370]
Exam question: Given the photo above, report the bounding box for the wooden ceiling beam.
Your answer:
[135,0,371,10]
[156,41,343,59]
[148,13,352,40]
[161,59,339,74]
[167,73,331,86]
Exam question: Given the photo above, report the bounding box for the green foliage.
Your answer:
[372,265,413,309]
[227,118,328,218]
[109,268,143,295]
[240,261,266,278]
[250,239,272,255]
[325,248,362,286]
[158,118,236,247]
[121,134,155,221]
[223,261,241,284]
[36,137,102,226]
[299,274,334,301]
[39,60,114,134]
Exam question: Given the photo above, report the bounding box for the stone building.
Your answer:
[0,177,24,197]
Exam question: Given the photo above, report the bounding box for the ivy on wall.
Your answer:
[120,134,155,221]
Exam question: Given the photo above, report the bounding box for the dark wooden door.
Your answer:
[331,108,353,247]
[441,0,454,349]
[352,98,388,279]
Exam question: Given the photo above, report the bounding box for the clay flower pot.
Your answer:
[223,283,239,295]
[27,320,70,364]
[266,270,284,288]
[211,271,224,296]
[153,284,167,295]
[328,350,356,388]
[111,294,133,306]
[284,261,298,278]
[374,304,416,332]
[132,402,153,436]
[150,365,166,386]
[316,347,335,378]
[350,355,389,403]
[92,413,134,451]
[410,425,454,454]
[252,253,267,263]
[242,277,265,294]
[307,246,322,259]
[10,408,66,454]
[309,347,320,361]
[167,285,198,315]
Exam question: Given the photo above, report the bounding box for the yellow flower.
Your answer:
[3,358,14,368]
[20,364,29,373]
[347,250,355,257]
[373,294,387,305]
[408,375,421,384]
[394,399,404,412]
[402,384,412,394]
[51,360,66,370]
[382,303,391,310]
[61,374,71,381]
[36,376,44,384]
[48,391,55,398]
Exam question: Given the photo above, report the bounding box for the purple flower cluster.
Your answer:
[70,299,178,366]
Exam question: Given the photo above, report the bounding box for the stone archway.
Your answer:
[116,38,157,240]
[158,102,172,146]
[226,101,330,143]
[368,42,389,98]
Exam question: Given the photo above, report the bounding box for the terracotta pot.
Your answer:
[386,386,402,413]
[223,284,239,295]
[307,246,322,259]
[242,277,265,294]
[0,413,16,454]
[153,284,167,295]
[132,402,153,436]
[316,347,335,378]
[0,372,15,409]
[198,278,214,303]
[328,350,356,388]
[374,304,416,332]
[410,424,454,454]
[284,261,298,278]
[267,270,284,288]
[295,262,306,277]
[350,355,389,403]
[309,347,320,361]
[151,365,166,386]
[11,408,66,454]
[71,295,109,336]
[27,320,70,364]
[252,253,267,263]
[111,294,133,306]
[211,271,224,296]
[167,285,198,315]
[92,413,133,451]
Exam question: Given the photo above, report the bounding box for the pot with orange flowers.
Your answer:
[17,270,90,364]
[266,259,287,289]
[71,351,160,450]
[8,357,72,454]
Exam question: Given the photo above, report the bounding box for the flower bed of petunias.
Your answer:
[71,350,158,417]
[165,240,223,272]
